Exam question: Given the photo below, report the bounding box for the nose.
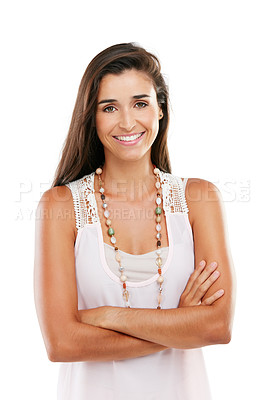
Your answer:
[118,109,136,132]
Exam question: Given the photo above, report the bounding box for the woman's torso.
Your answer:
[57,170,212,400]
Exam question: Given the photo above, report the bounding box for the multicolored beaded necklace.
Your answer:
[95,164,164,309]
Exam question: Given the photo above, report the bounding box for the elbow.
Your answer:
[48,349,59,363]
[47,341,73,363]
[207,305,234,345]
[46,333,75,363]
[45,322,81,362]
[210,320,232,345]
[46,341,65,363]
[217,325,232,344]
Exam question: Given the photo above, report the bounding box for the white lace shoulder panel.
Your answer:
[66,170,189,230]
[65,172,99,230]
[158,170,189,214]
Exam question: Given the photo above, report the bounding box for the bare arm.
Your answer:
[77,301,223,350]
[34,186,167,363]
[53,323,168,362]
[81,306,224,349]
[74,180,237,349]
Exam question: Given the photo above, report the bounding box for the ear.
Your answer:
[158,106,164,120]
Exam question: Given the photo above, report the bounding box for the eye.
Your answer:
[102,102,148,113]
[103,105,116,113]
[135,102,148,109]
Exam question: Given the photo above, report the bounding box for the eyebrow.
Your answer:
[97,94,151,105]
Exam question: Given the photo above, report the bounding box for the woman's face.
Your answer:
[95,69,163,162]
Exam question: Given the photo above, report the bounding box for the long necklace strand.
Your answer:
[95,165,164,309]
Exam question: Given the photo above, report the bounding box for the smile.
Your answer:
[113,131,145,144]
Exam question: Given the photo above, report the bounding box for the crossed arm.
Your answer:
[34,179,236,362]
[78,260,228,350]
[77,179,236,350]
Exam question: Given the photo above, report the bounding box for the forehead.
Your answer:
[98,69,156,97]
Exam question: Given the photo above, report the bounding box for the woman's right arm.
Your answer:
[34,186,167,363]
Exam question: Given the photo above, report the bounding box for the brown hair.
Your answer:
[51,42,172,188]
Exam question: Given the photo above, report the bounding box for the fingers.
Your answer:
[201,289,225,306]
[192,269,221,304]
[179,260,223,308]
[182,260,207,295]
[189,261,219,299]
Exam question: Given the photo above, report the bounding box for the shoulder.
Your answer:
[186,177,221,198]
[37,185,73,211]
[36,185,76,241]
[165,173,220,201]
[184,178,223,226]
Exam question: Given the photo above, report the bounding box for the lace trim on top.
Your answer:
[158,170,189,214]
[65,170,189,231]
[65,174,99,230]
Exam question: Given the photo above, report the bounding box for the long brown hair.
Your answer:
[51,42,172,188]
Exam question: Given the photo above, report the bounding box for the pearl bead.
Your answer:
[153,168,160,175]
[104,210,110,218]
[102,203,107,209]
[99,187,104,193]
[120,274,127,282]
[111,236,116,244]
[155,181,161,189]
[156,224,161,232]
[96,168,102,175]
[105,219,111,226]
[157,275,164,283]
[156,197,161,205]
[156,232,161,239]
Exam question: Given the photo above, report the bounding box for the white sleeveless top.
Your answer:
[58,170,212,400]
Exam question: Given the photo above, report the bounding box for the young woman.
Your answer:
[34,42,236,399]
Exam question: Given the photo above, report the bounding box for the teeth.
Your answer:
[115,132,143,142]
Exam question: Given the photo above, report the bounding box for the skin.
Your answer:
[34,69,236,362]
[95,69,164,198]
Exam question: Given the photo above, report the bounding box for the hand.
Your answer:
[178,260,224,307]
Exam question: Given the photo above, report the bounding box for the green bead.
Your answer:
[108,227,115,236]
[155,207,162,215]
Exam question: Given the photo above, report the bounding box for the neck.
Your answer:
[98,158,157,202]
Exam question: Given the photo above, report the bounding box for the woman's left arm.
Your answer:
[81,179,237,349]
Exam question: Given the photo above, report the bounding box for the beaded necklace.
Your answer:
[95,165,164,309]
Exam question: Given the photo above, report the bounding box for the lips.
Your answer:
[113,131,145,138]
[112,131,146,145]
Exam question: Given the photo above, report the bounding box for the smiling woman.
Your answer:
[95,69,163,160]
[34,42,236,400]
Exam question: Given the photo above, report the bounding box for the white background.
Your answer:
[1,1,265,399]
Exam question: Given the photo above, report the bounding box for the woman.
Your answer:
[34,42,236,399]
